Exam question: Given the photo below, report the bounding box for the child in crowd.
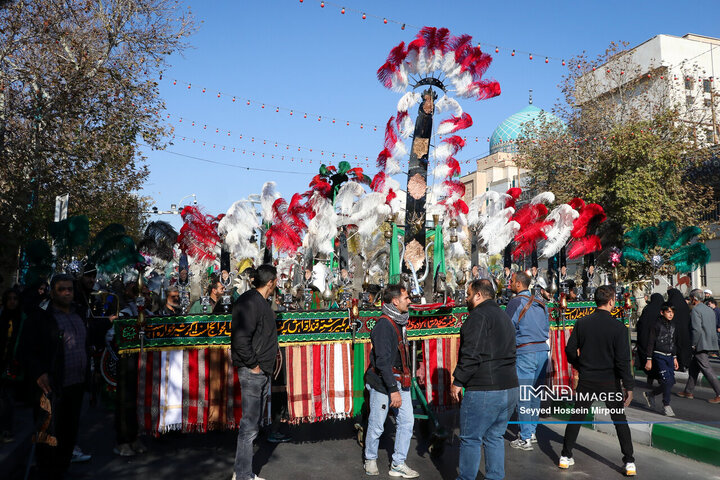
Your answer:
[643,303,679,416]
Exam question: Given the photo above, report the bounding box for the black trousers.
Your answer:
[561,378,634,464]
[35,383,85,480]
[115,353,139,444]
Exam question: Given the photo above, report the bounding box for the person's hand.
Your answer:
[673,358,679,370]
[250,365,262,374]
[645,360,652,371]
[37,373,51,395]
[450,384,463,403]
[624,389,633,408]
[109,315,118,323]
[389,391,402,408]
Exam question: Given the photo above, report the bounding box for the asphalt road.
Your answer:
[7,400,720,480]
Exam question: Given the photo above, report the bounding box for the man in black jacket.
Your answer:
[231,265,278,480]
[363,284,418,478]
[29,274,88,479]
[451,279,518,480]
[559,285,636,476]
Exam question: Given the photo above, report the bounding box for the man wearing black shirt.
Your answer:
[559,285,636,476]
[451,279,519,480]
[231,265,278,480]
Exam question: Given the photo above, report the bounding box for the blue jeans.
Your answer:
[516,350,548,440]
[234,367,270,480]
[458,387,519,480]
[651,353,675,406]
[364,382,414,466]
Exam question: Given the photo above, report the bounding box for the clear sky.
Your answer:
[141,0,720,228]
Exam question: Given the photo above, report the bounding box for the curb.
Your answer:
[634,367,720,390]
[586,402,720,467]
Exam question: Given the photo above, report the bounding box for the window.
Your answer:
[701,264,707,287]
[685,77,694,89]
[704,79,712,93]
[686,95,695,106]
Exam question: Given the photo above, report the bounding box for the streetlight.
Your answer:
[170,194,198,214]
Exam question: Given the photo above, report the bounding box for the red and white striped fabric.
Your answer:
[550,327,573,388]
[136,348,244,436]
[286,343,353,423]
[422,337,461,408]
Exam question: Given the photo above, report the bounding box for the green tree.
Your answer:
[0,0,195,279]
[516,42,715,249]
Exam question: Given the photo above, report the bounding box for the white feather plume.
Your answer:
[219,200,260,261]
[486,220,520,256]
[433,142,454,163]
[531,191,555,205]
[351,192,391,239]
[397,92,421,113]
[435,95,463,116]
[480,207,517,255]
[391,64,409,92]
[539,204,580,258]
[260,182,280,224]
[335,181,366,218]
[304,193,338,256]
[398,114,413,139]
[436,120,458,136]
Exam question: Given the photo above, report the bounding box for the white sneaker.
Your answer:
[389,462,420,478]
[510,438,533,450]
[625,462,637,476]
[558,456,575,469]
[530,433,537,443]
[364,459,379,476]
[231,474,264,480]
[663,405,675,417]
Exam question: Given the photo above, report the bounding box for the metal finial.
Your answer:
[529,89,533,105]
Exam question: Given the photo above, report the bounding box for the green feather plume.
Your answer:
[623,227,643,249]
[656,221,677,250]
[23,239,54,285]
[637,226,658,253]
[622,246,646,263]
[670,243,711,273]
[670,226,702,250]
[88,224,143,274]
[49,215,89,257]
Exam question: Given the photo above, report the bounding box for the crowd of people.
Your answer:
[1,261,719,479]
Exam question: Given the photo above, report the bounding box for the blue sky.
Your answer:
[141,0,719,227]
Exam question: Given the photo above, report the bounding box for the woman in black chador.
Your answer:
[636,293,664,386]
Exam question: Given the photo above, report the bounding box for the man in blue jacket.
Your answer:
[505,271,549,451]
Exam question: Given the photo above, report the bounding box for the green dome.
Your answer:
[489,105,563,154]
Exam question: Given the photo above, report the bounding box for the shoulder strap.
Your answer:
[380,315,410,373]
[516,295,546,322]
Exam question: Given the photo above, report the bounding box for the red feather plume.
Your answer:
[470,80,501,100]
[446,157,461,177]
[505,187,522,208]
[386,189,397,205]
[442,179,466,198]
[265,197,308,255]
[568,197,585,211]
[384,117,398,150]
[438,113,473,134]
[177,206,220,262]
[396,111,409,130]
[309,175,333,198]
[567,235,602,259]
[512,204,547,230]
[571,203,606,239]
[513,220,553,259]
[371,171,387,192]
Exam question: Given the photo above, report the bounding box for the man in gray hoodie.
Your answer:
[678,289,720,403]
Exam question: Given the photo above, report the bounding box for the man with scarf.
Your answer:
[363,284,418,478]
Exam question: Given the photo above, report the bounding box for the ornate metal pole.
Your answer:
[403,86,436,276]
